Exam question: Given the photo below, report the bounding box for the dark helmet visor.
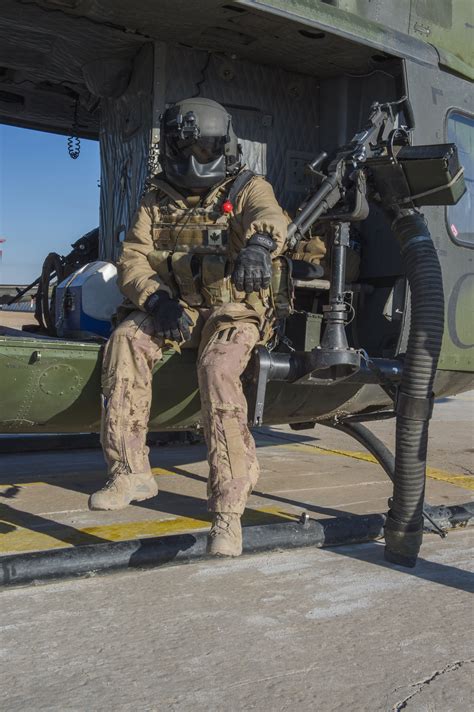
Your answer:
[166,135,226,164]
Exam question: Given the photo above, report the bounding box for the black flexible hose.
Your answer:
[385,213,445,567]
[326,421,395,481]
[35,253,65,334]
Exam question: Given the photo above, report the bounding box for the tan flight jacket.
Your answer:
[117,172,290,310]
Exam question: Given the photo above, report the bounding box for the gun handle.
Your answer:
[402,98,415,130]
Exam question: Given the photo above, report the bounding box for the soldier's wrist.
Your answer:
[144,290,170,313]
[248,232,277,252]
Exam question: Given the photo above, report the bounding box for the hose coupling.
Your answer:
[396,391,435,422]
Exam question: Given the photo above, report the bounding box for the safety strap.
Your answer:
[151,178,189,209]
[152,170,255,210]
[227,169,255,207]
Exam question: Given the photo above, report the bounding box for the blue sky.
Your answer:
[0,125,100,284]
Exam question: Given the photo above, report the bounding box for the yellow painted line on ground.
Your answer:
[425,468,474,491]
[151,466,177,476]
[0,467,177,489]
[256,437,379,463]
[1,481,46,488]
[0,505,297,555]
[2,443,472,493]
[292,442,378,463]
[256,437,474,490]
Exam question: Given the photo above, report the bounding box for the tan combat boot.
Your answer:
[88,470,158,511]
[207,512,243,557]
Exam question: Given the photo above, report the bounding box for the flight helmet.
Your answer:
[160,97,241,191]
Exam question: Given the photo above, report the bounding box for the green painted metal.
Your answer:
[0,338,102,433]
[240,0,474,81]
[0,337,201,433]
[338,0,474,80]
[406,0,473,80]
[1,1,473,434]
[1,334,472,434]
[436,265,474,372]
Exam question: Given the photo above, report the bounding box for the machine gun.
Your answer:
[249,97,465,568]
[250,96,465,425]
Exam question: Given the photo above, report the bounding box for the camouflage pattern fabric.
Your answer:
[100,310,260,513]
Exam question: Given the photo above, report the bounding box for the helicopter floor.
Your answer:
[0,393,472,558]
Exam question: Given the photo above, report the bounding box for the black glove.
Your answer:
[231,232,276,293]
[144,290,193,343]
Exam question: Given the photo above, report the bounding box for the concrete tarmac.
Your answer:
[1,530,472,712]
[0,392,473,557]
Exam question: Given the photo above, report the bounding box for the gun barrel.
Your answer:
[288,174,339,239]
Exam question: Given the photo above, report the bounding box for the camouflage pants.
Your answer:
[101,310,260,514]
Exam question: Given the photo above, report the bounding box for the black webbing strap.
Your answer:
[227,169,255,206]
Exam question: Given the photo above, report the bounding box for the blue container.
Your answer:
[55,261,123,339]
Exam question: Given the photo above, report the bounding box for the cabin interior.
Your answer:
[0,0,408,360]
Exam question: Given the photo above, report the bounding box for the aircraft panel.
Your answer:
[404,58,474,372]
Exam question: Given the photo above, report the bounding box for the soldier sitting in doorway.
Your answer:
[89,97,291,557]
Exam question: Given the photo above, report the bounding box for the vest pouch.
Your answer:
[147,249,177,294]
[230,279,271,319]
[271,256,294,319]
[201,255,231,307]
[152,227,172,251]
[171,227,196,253]
[245,289,270,319]
[171,252,203,307]
[292,234,327,264]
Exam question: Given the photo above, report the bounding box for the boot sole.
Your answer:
[206,541,243,557]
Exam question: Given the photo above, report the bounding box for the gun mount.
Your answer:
[251,96,465,419]
[248,97,466,568]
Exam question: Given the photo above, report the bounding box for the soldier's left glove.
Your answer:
[231,232,276,293]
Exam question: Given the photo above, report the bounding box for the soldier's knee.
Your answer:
[103,330,135,371]
[103,317,155,383]
[198,347,239,384]
[111,312,146,341]
[107,312,156,356]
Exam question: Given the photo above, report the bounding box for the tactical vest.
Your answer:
[146,176,293,320]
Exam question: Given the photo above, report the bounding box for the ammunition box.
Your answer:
[397,143,466,206]
[285,312,323,351]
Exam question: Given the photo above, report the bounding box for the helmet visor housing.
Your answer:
[161,98,240,190]
[165,134,227,165]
